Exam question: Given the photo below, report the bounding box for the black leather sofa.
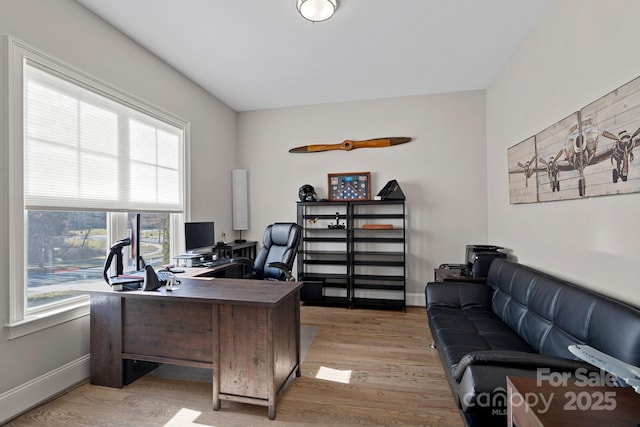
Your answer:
[425,258,640,426]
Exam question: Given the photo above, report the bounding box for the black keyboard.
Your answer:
[156,269,171,284]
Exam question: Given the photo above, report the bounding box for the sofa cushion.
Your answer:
[429,306,534,376]
[488,259,640,365]
[426,281,536,377]
[425,280,493,310]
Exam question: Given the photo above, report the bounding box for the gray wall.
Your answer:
[237,91,488,304]
[0,0,236,421]
[2,0,640,423]
[487,0,640,307]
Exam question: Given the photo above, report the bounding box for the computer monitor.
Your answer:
[185,221,215,254]
[131,213,142,270]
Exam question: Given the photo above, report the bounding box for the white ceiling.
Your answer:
[76,0,552,112]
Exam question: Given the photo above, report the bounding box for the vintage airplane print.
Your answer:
[508,75,640,204]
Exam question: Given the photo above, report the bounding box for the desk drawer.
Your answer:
[122,299,213,363]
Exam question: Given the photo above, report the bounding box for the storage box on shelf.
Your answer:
[296,200,406,310]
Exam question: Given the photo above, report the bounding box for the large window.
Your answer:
[26,210,107,309]
[127,213,172,268]
[26,211,171,309]
[6,37,188,337]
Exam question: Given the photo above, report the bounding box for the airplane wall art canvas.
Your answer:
[508,75,640,204]
[581,76,640,196]
[508,136,537,204]
[535,112,579,202]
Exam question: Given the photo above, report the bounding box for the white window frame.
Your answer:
[4,37,190,339]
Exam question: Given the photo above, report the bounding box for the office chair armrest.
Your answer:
[230,257,254,278]
[267,262,294,281]
[231,257,254,268]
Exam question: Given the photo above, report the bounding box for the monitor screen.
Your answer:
[131,213,141,270]
[185,221,215,254]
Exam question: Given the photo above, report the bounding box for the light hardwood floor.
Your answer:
[6,305,463,426]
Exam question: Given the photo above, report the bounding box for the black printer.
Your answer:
[465,244,507,277]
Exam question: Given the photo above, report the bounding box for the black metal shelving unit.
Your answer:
[296,200,406,310]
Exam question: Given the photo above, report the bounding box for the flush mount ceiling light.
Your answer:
[297,0,337,22]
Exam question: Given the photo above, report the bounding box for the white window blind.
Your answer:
[24,61,185,213]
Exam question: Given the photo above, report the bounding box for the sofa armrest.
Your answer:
[425,281,492,310]
[453,350,595,382]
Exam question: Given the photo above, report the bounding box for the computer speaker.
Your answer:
[232,169,249,232]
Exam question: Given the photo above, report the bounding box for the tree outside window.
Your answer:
[27,211,170,308]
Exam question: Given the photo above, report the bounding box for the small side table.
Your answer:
[433,267,486,283]
[507,375,640,427]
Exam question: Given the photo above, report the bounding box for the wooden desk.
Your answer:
[507,376,640,426]
[179,262,244,279]
[77,277,301,419]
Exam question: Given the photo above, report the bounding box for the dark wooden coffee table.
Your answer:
[507,375,640,426]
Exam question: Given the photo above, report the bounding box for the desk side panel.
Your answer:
[273,293,300,390]
[122,298,213,363]
[218,305,269,399]
[90,295,123,387]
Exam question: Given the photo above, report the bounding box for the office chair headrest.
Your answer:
[268,223,297,246]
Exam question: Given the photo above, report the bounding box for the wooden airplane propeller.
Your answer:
[289,137,412,153]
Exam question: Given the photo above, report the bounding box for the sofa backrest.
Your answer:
[487,258,640,366]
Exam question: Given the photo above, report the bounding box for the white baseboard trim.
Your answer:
[315,290,426,307]
[407,292,426,307]
[0,354,90,424]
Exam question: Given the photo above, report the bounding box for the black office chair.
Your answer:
[233,222,302,281]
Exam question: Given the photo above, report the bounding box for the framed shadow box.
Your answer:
[328,172,371,201]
